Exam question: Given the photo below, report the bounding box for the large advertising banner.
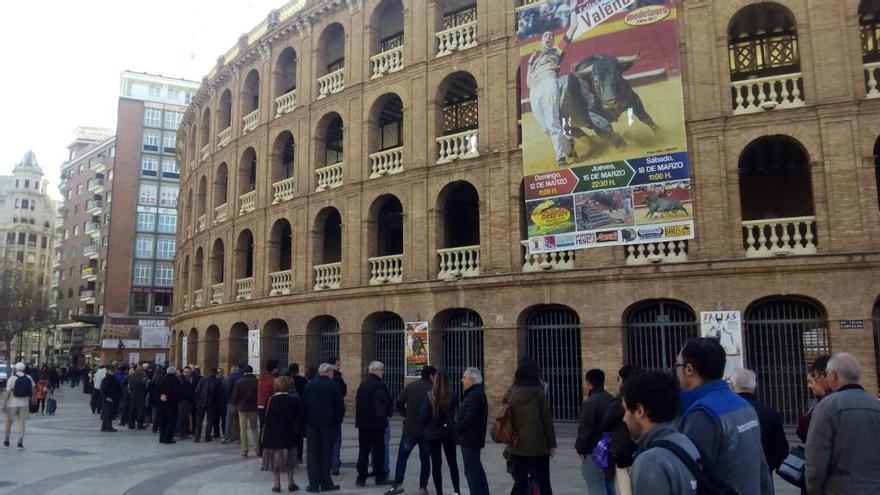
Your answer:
[700,311,743,382]
[519,0,694,253]
[404,322,429,378]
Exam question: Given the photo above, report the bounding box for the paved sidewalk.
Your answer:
[1,386,799,494]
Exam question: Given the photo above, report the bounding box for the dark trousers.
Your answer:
[510,454,552,495]
[90,389,102,414]
[157,403,178,443]
[257,407,266,452]
[461,446,489,495]
[177,399,193,437]
[356,427,387,482]
[307,424,337,489]
[118,396,128,424]
[101,401,116,430]
[392,432,430,487]
[127,397,145,428]
[428,437,460,494]
[194,406,216,441]
[215,406,226,437]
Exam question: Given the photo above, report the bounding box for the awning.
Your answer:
[56,322,92,329]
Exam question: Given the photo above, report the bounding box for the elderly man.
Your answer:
[355,361,393,487]
[302,363,345,493]
[732,368,788,472]
[456,367,489,495]
[3,362,35,450]
[156,366,181,444]
[806,353,880,494]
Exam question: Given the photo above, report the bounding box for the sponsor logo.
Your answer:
[664,223,692,237]
[596,230,619,243]
[625,5,670,26]
[576,232,597,246]
[637,226,664,239]
[556,234,575,248]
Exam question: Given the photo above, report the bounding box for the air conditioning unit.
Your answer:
[154,305,164,313]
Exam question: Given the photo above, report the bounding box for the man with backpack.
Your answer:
[575,369,615,495]
[4,362,35,450]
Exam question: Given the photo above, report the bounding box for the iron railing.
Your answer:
[525,307,582,421]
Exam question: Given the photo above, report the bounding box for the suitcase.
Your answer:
[29,402,39,414]
[45,398,57,415]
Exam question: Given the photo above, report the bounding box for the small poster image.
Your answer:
[248,329,261,373]
[700,311,743,382]
[404,322,429,378]
[631,180,692,226]
[574,188,634,231]
[526,196,576,237]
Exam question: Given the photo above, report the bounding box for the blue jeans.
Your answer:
[581,457,616,495]
[461,446,489,495]
[224,403,238,440]
[392,432,430,487]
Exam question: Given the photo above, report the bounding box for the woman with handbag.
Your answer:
[419,370,461,495]
[261,376,301,492]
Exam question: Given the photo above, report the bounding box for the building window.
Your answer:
[164,111,183,130]
[159,186,178,207]
[5,233,14,244]
[133,263,153,286]
[73,225,79,236]
[156,238,176,259]
[154,292,172,313]
[135,236,154,258]
[136,212,156,232]
[162,133,176,153]
[184,92,192,104]
[143,130,160,152]
[148,85,162,98]
[131,292,150,313]
[157,214,177,234]
[162,158,179,178]
[144,108,162,127]
[27,234,36,247]
[168,88,180,101]
[141,157,159,176]
[154,263,174,286]
[139,183,158,206]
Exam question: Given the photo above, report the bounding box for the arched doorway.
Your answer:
[264,319,290,374]
[187,328,199,367]
[373,313,405,399]
[204,325,220,370]
[524,306,582,421]
[624,300,698,372]
[744,296,830,424]
[229,322,249,369]
[320,318,340,364]
[441,309,484,399]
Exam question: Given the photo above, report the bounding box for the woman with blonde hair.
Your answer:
[419,370,461,495]
[261,375,301,492]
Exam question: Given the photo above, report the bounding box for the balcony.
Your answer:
[86,199,103,215]
[239,190,256,215]
[437,129,479,164]
[368,254,403,285]
[82,244,99,259]
[742,216,817,257]
[521,241,574,272]
[242,109,259,134]
[866,62,880,98]
[436,21,477,57]
[218,127,232,149]
[87,178,105,194]
[274,89,297,117]
[197,214,206,232]
[193,289,203,309]
[269,269,292,295]
[625,241,689,266]
[200,144,210,162]
[314,262,341,290]
[85,222,100,238]
[317,69,344,99]
[90,158,108,173]
[235,277,254,301]
[437,245,480,280]
[81,266,97,281]
[79,290,95,303]
[272,177,296,204]
[369,147,404,178]
[731,72,805,115]
[210,283,224,305]
[315,162,343,191]
[214,203,228,224]
[370,45,404,78]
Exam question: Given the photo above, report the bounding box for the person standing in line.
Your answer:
[505,360,557,495]
[355,361,394,488]
[797,355,832,443]
[419,370,461,495]
[193,368,222,442]
[287,362,309,462]
[302,363,345,493]
[621,371,699,495]
[176,366,196,440]
[676,338,772,494]
[127,364,150,430]
[576,369,616,495]
[92,365,107,415]
[118,365,130,427]
[806,352,880,494]
[3,362,35,450]
[384,366,437,495]
[258,360,281,455]
[455,367,489,495]
[732,368,789,472]
[150,365,166,434]
[212,368,226,440]
[223,363,244,444]
[261,376,302,493]
[156,366,181,444]
[598,365,643,495]
[328,356,347,476]
[100,365,122,432]
[232,365,260,457]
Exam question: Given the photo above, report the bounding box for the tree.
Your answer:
[0,259,50,363]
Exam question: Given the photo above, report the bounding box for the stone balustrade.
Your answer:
[235,277,254,301]
[272,177,296,203]
[200,144,210,162]
[866,62,880,98]
[210,283,224,305]
[369,254,403,285]
[317,69,345,98]
[369,146,404,178]
[314,262,341,290]
[436,21,477,57]
[239,190,256,215]
[742,216,817,257]
[197,214,206,232]
[193,289,203,309]
[270,269,293,295]
[520,241,574,272]
[370,45,404,78]
[275,89,297,116]
[731,72,805,114]
[214,203,228,224]
[315,162,343,191]
[218,127,232,149]
[437,245,480,280]
[182,293,189,311]
[242,109,260,134]
[437,129,479,163]
[625,241,689,265]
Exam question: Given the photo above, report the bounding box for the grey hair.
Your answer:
[464,367,483,385]
[318,363,334,375]
[368,361,384,373]
[828,352,861,384]
[731,368,757,392]
[166,366,177,375]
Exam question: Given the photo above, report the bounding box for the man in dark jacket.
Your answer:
[355,361,394,487]
[177,366,195,439]
[231,365,260,456]
[100,365,122,432]
[193,368,223,442]
[576,368,615,494]
[797,355,831,443]
[385,365,436,495]
[329,356,347,475]
[733,367,788,472]
[455,367,489,495]
[127,364,150,430]
[222,363,245,443]
[302,363,345,492]
[156,366,181,444]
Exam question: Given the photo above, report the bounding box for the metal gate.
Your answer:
[625,300,698,372]
[320,318,340,364]
[745,297,830,425]
[375,314,405,400]
[526,306,582,421]
[443,310,484,400]
[274,331,290,374]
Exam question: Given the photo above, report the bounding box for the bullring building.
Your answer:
[171,0,880,424]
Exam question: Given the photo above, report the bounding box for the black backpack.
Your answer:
[12,375,33,398]
[653,439,741,495]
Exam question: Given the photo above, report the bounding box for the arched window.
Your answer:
[368,195,403,284]
[209,238,225,304]
[268,219,293,295]
[861,0,880,63]
[317,23,346,97]
[524,305,582,421]
[440,309,484,399]
[437,181,480,279]
[624,300,697,372]
[315,113,344,191]
[370,0,404,77]
[217,90,233,132]
[187,328,199,366]
[241,69,261,115]
[275,48,298,97]
[193,248,204,293]
[204,325,220,370]
[314,208,342,290]
[196,175,207,222]
[436,0,477,56]
[229,322,249,368]
[214,162,229,209]
[200,109,211,151]
[437,71,479,162]
[234,229,254,280]
[181,255,190,308]
[271,132,295,203]
[238,148,257,214]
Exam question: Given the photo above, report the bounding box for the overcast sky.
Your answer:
[0,0,285,199]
